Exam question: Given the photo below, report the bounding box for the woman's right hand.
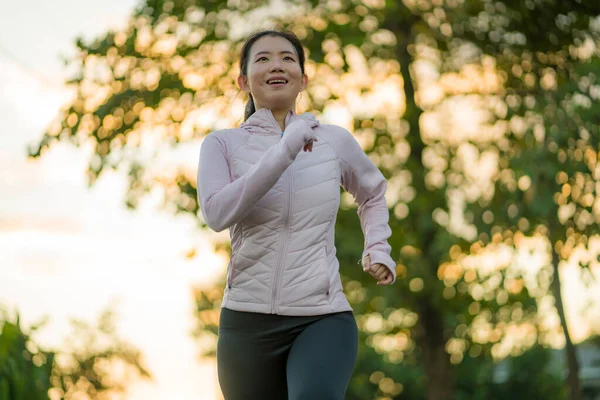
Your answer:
[282,119,318,155]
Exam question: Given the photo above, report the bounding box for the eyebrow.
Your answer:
[254,50,296,57]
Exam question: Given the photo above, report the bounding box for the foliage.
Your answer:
[28,0,600,398]
[456,3,600,398]
[488,345,568,400]
[0,308,150,400]
[0,315,51,400]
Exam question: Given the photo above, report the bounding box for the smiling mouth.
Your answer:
[267,79,288,85]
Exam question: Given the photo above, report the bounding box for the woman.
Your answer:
[197,30,396,400]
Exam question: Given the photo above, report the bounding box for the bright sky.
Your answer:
[0,1,224,399]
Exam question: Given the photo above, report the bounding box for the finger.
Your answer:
[367,266,379,278]
[375,267,387,280]
[370,264,386,279]
[368,268,385,281]
[304,140,314,152]
[377,274,393,286]
[363,255,371,272]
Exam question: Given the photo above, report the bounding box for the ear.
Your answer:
[300,74,308,91]
[237,75,251,93]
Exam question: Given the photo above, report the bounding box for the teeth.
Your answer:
[268,79,287,84]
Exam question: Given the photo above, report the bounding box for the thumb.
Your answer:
[363,255,371,272]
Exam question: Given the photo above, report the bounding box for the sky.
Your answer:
[0,1,224,399]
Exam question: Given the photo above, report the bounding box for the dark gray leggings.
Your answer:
[217,308,358,400]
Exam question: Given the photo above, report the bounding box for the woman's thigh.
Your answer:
[286,312,359,400]
[217,309,290,400]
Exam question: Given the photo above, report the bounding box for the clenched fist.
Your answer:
[281,119,318,156]
[363,255,393,286]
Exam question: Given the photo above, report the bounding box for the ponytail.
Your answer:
[244,94,256,121]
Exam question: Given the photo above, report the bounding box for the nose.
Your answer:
[269,61,284,72]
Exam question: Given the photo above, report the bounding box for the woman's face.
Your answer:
[238,35,307,112]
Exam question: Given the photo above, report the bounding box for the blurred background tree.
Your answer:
[0,316,51,400]
[458,3,600,399]
[0,307,150,400]
[29,0,600,399]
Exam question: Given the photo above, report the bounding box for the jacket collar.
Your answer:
[241,108,298,136]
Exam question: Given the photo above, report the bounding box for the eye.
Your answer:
[284,56,295,61]
[256,56,268,62]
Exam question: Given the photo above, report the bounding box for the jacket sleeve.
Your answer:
[326,126,396,283]
[197,133,295,232]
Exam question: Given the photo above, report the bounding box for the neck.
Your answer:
[271,108,292,132]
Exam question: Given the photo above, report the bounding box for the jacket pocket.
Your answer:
[228,231,246,290]
[318,245,331,297]
[227,255,238,289]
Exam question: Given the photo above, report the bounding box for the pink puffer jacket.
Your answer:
[197,108,396,316]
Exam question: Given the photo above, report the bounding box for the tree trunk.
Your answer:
[389,12,457,400]
[415,298,456,400]
[550,234,581,400]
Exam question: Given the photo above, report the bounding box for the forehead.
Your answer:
[250,35,297,56]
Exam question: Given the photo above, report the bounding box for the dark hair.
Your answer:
[239,30,306,121]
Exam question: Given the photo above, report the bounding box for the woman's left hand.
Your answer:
[363,255,394,286]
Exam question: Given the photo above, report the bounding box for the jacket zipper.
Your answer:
[268,110,289,135]
[271,164,293,313]
[270,112,293,314]
[268,109,297,314]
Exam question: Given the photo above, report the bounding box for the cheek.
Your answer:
[290,66,304,82]
[247,65,266,88]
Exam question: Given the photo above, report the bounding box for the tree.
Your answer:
[453,3,600,398]
[0,316,51,400]
[488,344,568,400]
[0,307,150,400]
[29,0,600,398]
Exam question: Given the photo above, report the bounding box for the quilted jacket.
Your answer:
[197,108,396,316]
